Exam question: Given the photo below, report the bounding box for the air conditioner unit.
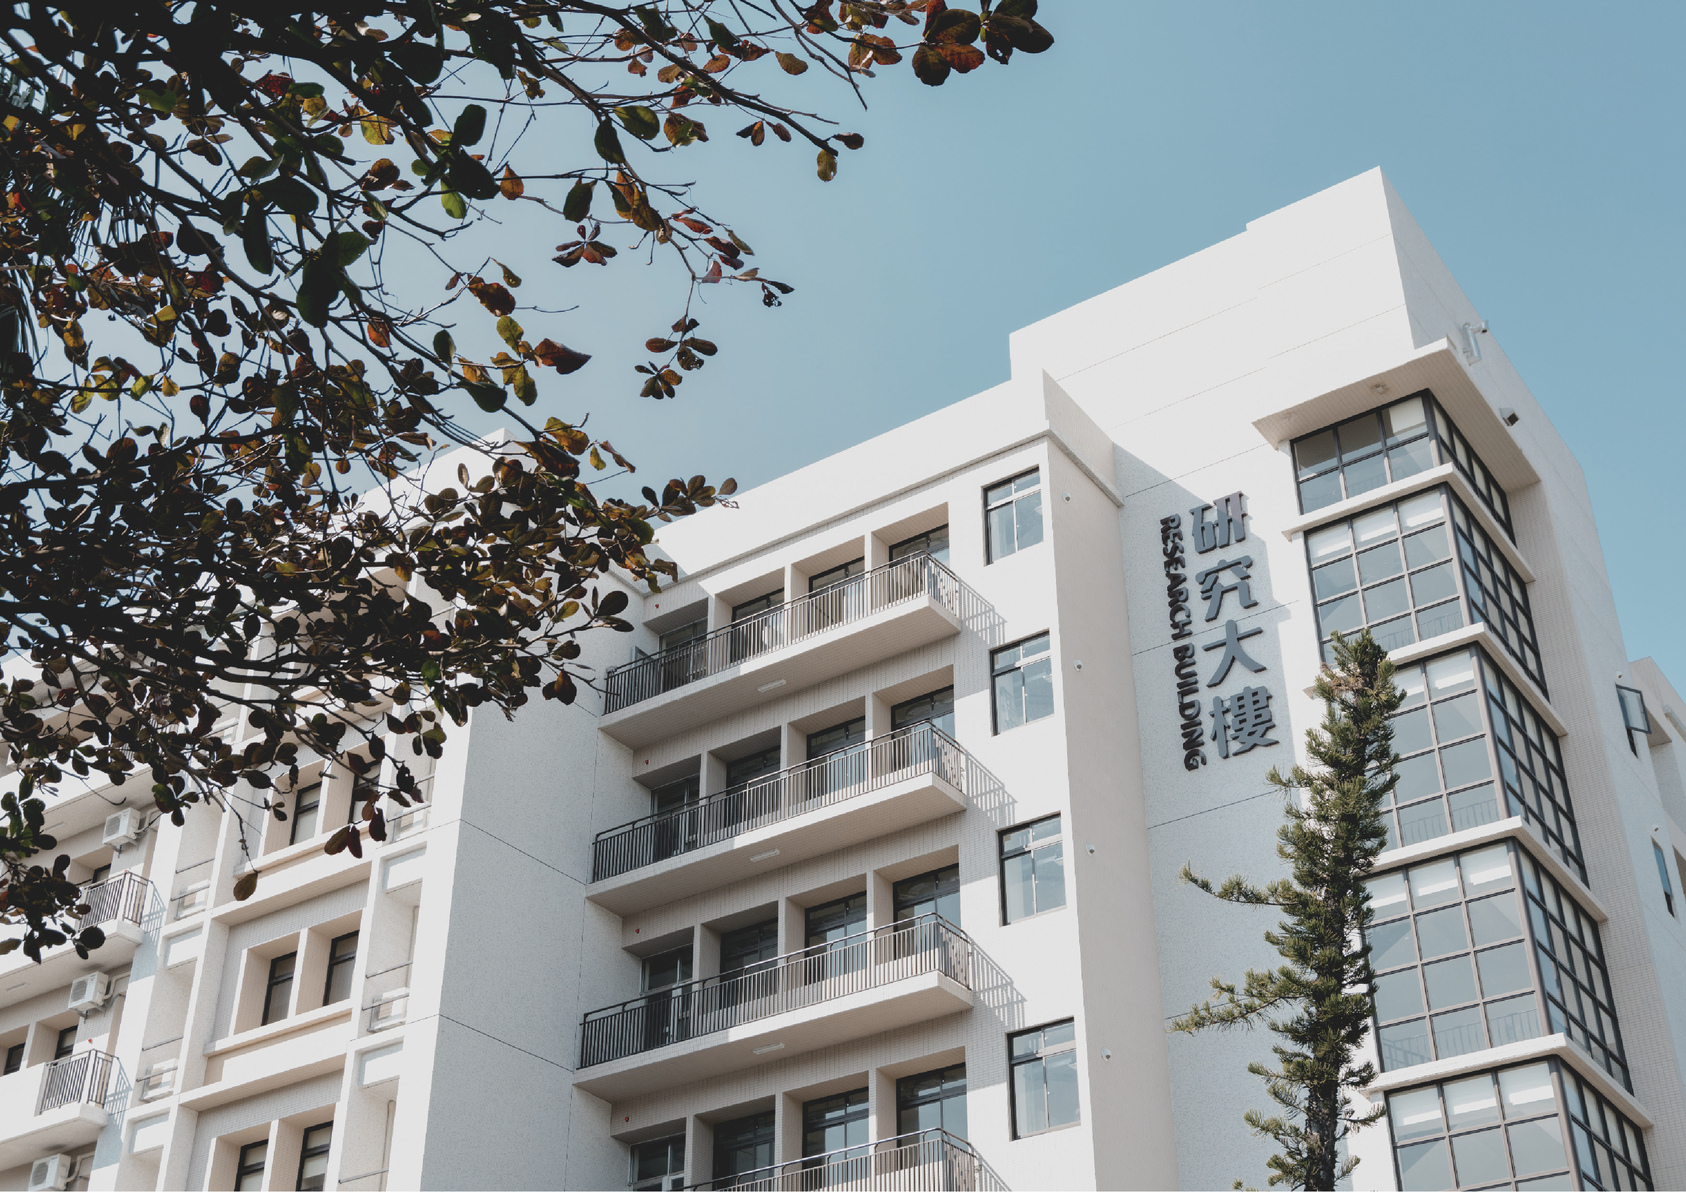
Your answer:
[28,1154,73,1192]
[68,971,111,1013]
[102,808,141,850]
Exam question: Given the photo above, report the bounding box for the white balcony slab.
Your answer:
[574,969,972,1103]
[0,918,144,1006]
[588,770,965,916]
[598,595,962,749]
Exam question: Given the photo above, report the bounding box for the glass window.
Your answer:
[1434,401,1514,538]
[809,558,865,593]
[54,1025,76,1059]
[323,931,358,1006]
[726,748,781,789]
[296,1121,332,1191]
[803,1087,869,1162]
[234,1140,268,1192]
[806,893,868,950]
[898,1063,967,1140]
[807,718,866,760]
[992,634,1053,733]
[1001,815,1065,923]
[891,525,950,565]
[3,1042,22,1074]
[1654,842,1677,917]
[719,919,779,975]
[712,1111,775,1185]
[894,865,960,926]
[1450,497,1545,690]
[263,952,296,1025]
[732,590,783,621]
[290,782,321,846]
[985,468,1043,562]
[652,774,700,818]
[1010,1020,1079,1137]
[348,774,377,826]
[631,1134,685,1191]
[1519,852,1629,1088]
[1305,491,1464,662]
[1368,844,1544,1072]
[1387,1063,1577,1190]
[1481,653,1584,879]
[658,619,706,653]
[1563,1066,1655,1190]
[642,946,692,992]
[891,686,955,738]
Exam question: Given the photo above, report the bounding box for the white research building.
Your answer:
[1,168,1684,1192]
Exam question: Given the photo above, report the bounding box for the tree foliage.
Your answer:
[0,0,1053,958]
[1171,630,1403,1190]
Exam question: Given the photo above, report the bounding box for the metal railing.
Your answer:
[689,1129,978,1191]
[38,1050,117,1113]
[579,914,971,1069]
[605,554,960,713]
[78,871,151,929]
[592,722,965,882]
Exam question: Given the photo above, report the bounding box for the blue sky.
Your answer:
[460,2,1684,681]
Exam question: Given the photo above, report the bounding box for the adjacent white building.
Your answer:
[2,168,1682,1192]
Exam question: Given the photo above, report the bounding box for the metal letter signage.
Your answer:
[1160,492,1279,771]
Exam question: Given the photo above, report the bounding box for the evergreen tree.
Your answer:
[1171,630,1403,1190]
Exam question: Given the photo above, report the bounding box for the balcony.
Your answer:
[590,723,966,915]
[690,1129,979,1191]
[0,871,156,1002]
[575,915,973,1102]
[0,1051,120,1170]
[601,555,963,748]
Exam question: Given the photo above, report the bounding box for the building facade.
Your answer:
[2,169,1683,1192]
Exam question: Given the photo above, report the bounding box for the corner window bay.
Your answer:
[1158,491,1280,771]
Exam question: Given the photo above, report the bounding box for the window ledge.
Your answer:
[1279,463,1533,585]
[1386,623,1562,737]
[205,1001,353,1057]
[1359,1032,1651,1130]
[1373,814,1607,923]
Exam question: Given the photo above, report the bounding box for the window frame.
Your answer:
[323,930,359,1006]
[801,1086,870,1162]
[262,951,297,1026]
[289,781,322,846]
[296,1120,333,1192]
[1616,684,1652,755]
[984,468,1044,563]
[1653,841,1677,917]
[890,524,950,565]
[53,1025,76,1059]
[711,1110,776,1183]
[2,1042,22,1074]
[991,633,1054,734]
[999,814,1066,925]
[1008,1019,1080,1139]
[629,1133,686,1191]
[233,1140,268,1192]
[896,1062,967,1140]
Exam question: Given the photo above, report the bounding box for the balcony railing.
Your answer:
[605,554,960,714]
[579,914,971,1069]
[592,722,965,883]
[78,871,151,930]
[690,1129,978,1191]
[38,1050,117,1113]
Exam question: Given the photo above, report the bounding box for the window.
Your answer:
[262,952,297,1025]
[898,1063,967,1139]
[90,864,110,884]
[630,1134,685,1191]
[895,865,959,926]
[719,919,779,975]
[720,747,782,831]
[1383,650,1584,881]
[1306,491,1461,660]
[1292,392,1513,537]
[992,634,1053,732]
[234,1140,268,1192]
[728,590,785,664]
[323,931,358,1006]
[1010,1020,1078,1137]
[1654,842,1676,917]
[712,1111,775,1186]
[891,525,950,565]
[803,1087,869,1164]
[806,893,868,980]
[807,717,865,760]
[54,1025,76,1059]
[1001,815,1065,923]
[1520,850,1629,1087]
[1450,498,1544,690]
[1617,685,1652,754]
[639,946,692,1052]
[643,947,692,992]
[652,775,699,818]
[1563,1066,1654,1190]
[659,620,707,653]
[289,782,321,845]
[732,590,782,621]
[809,558,865,593]
[1368,844,1544,1072]
[805,717,866,798]
[985,469,1043,562]
[3,1043,21,1074]
[1387,1062,1575,1190]
[891,686,954,738]
[296,1121,332,1191]
[348,774,377,825]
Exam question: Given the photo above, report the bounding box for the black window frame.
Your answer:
[629,1133,686,1191]
[731,589,783,621]
[984,468,1044,563]
[890,686,954,738]
[1008,1019,1079,1138]
[801,1086,870,1163]
[893,864,960,926]
[896,1062,967,1139]
[711,1110,776,1185]
[1653,841,1677,917]
[54,1024,76,1059]
[1616,684,1652,755]
[323,930,359,1006]
[262,951,297,1025]
[718,918,779,976]
[296,1120,333,1192]
[808,557,865,593]
[234,1139,268,1192]
[999,813,1066,925]
[289,781,322,846]
[991,633,1053,734]
[889,525,950,565]
[2,1041,22,1074]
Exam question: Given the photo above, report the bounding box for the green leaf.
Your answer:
[563,181,594,222]
[441,190,468,219]
[390,41,445,83]
[817,149,837,182]
[433,330,455,360]
[465,381,506,412]
[237,155,277,180]
[453,103,488,147]
[705,17,739,46]
[496,315,523,346]
[331,231,371,267]
[242,209,273,274]
[614,105,660,141]
[296,257,336,327]
[511,365,537,405]
[257,176,320,216]
[594,121,625,164]
[447,152,500,200]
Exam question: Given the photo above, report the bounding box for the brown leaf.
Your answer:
[232,870,259,900]
[776,52,809,75]
[499,166,525,199]
[534,338,592,374]
[912,44,951,85]
[467,278,516,316]
[936,42,985,72]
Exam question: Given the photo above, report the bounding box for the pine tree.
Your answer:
[1171,630,1403,1190]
